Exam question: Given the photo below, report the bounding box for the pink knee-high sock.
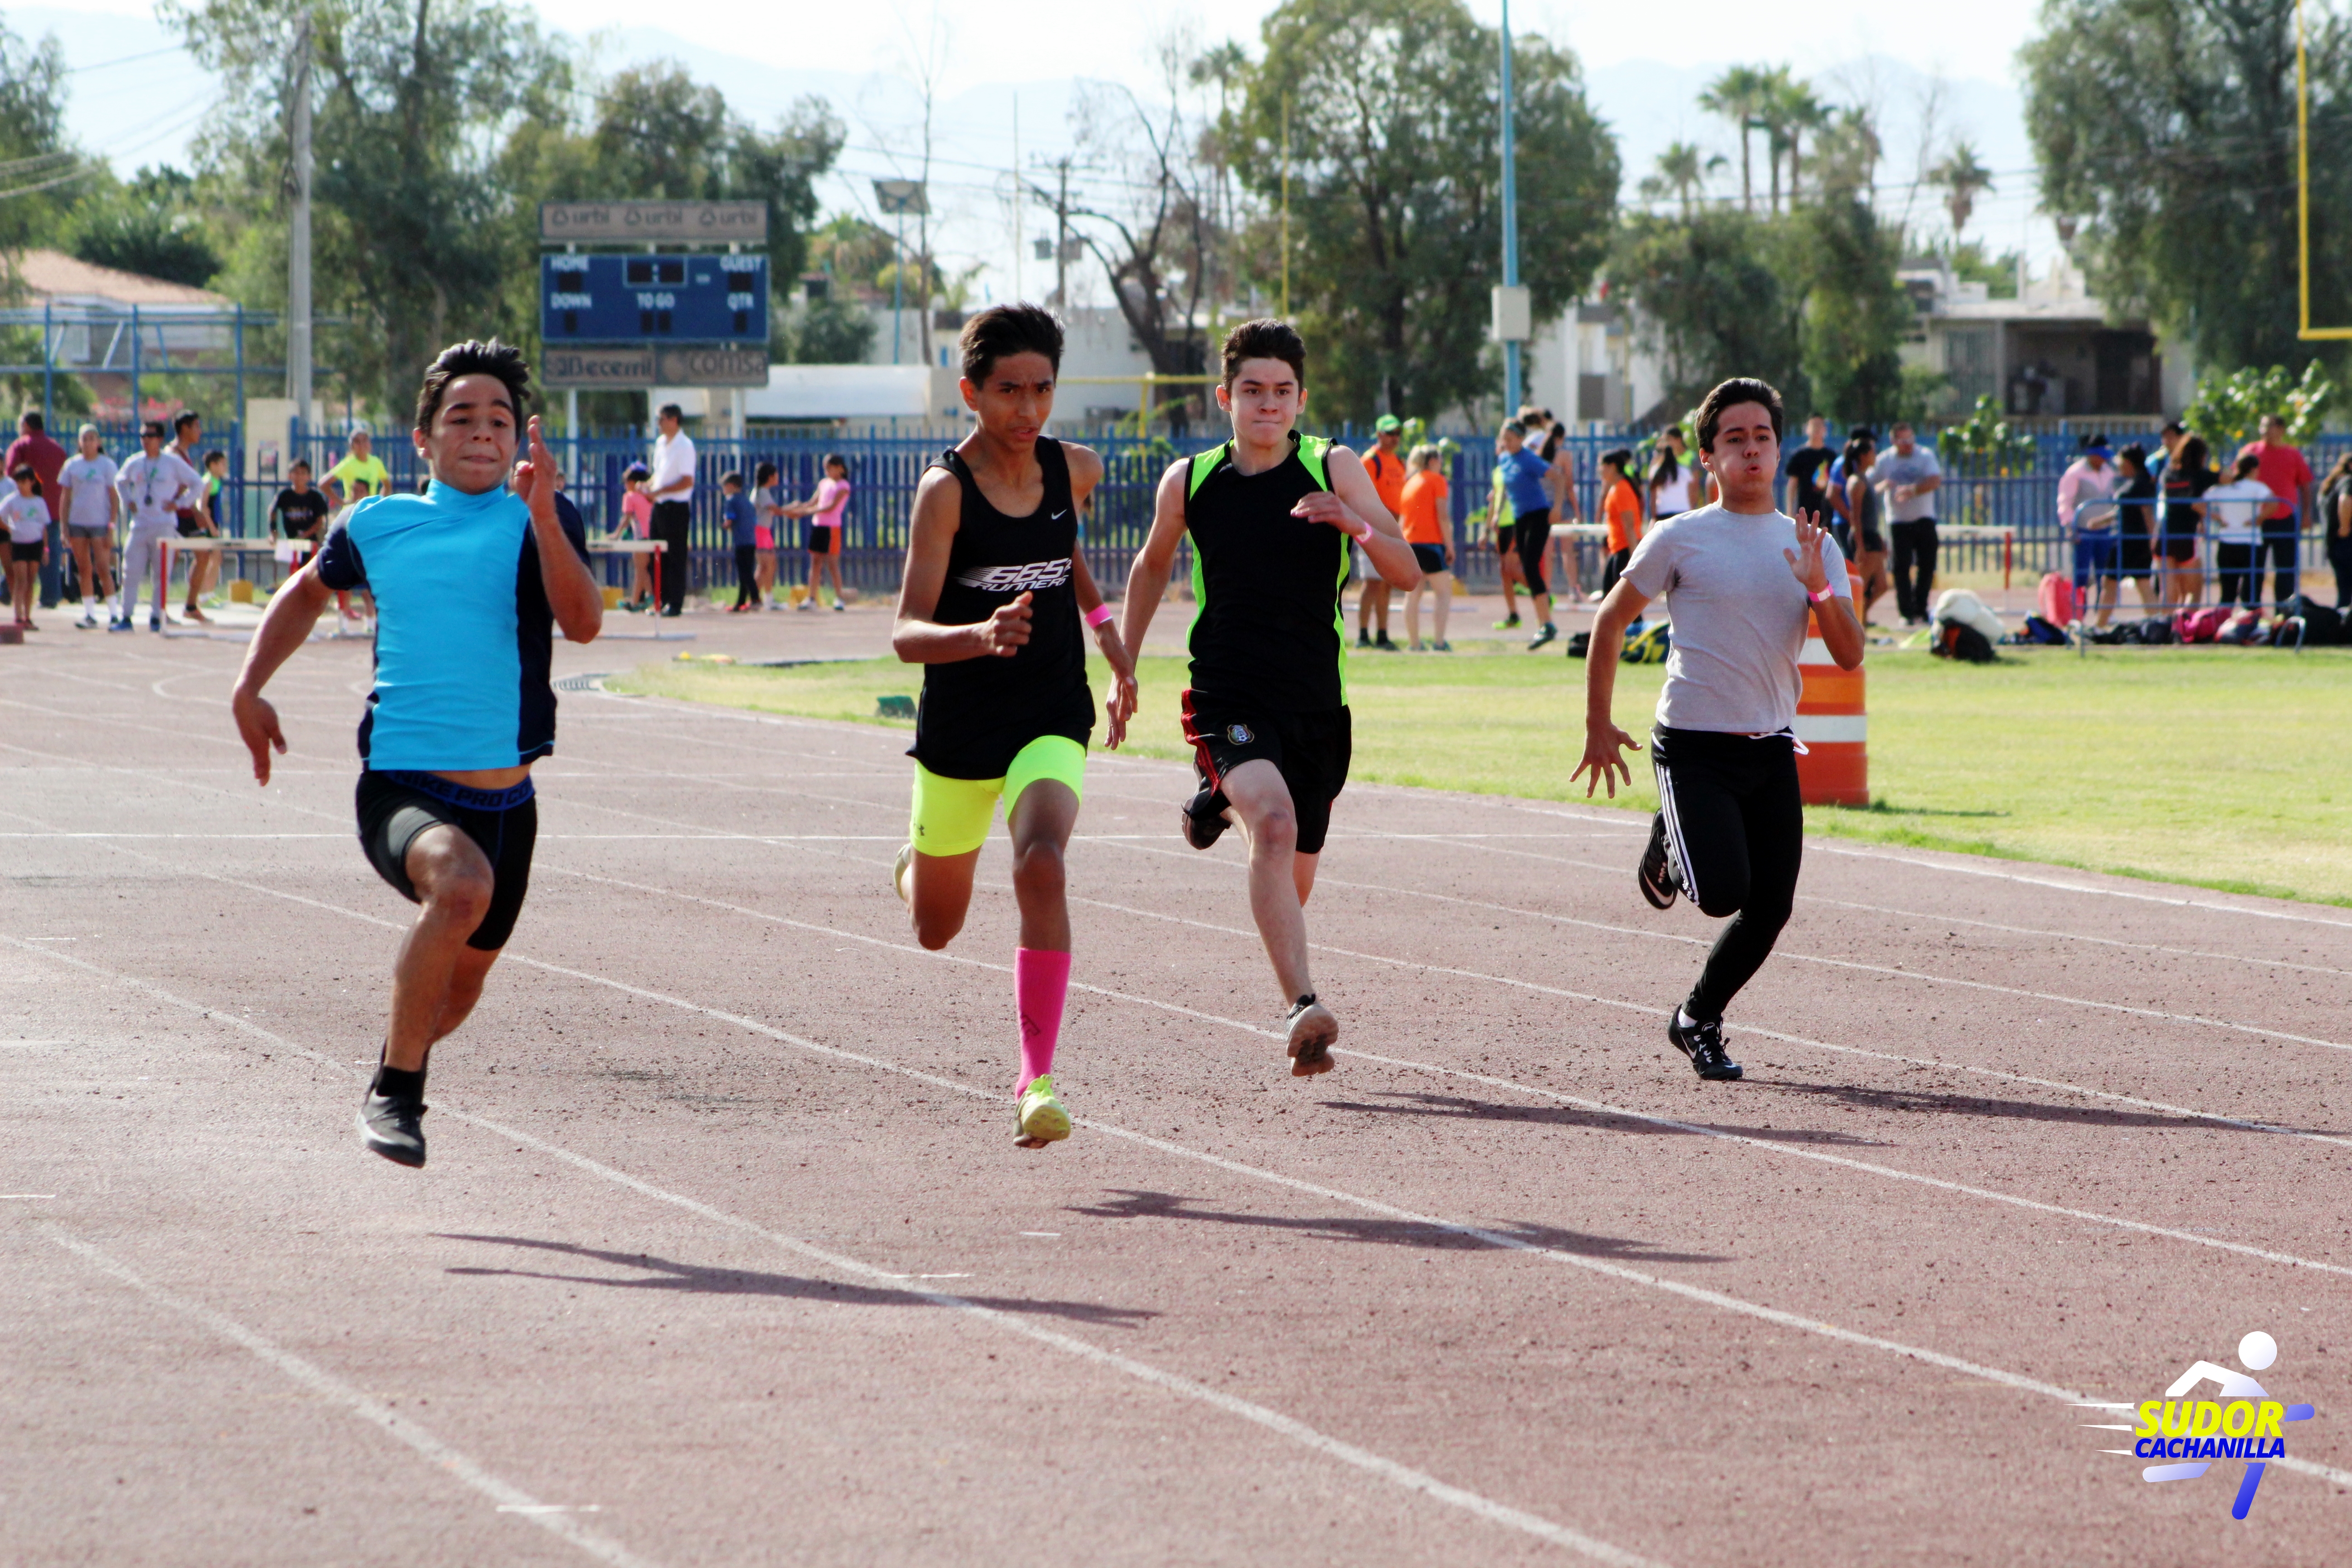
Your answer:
[1015,947,1071,1090]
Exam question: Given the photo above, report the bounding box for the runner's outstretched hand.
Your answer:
[976,590,1033,657]
[1784,507,1832,593]
[1571,720,1642,799]
[231,688,287,786]
[515,416,557,518]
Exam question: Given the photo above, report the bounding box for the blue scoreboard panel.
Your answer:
[540,253,769,344]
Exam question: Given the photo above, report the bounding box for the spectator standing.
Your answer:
[57,423,120,628]
[1493,419,1559,648]
[323,425,388,509]
[721,471,760,611]
[1484,440,1526,628]
[5,410,67,608]
[4,463,50,628]
[647,402,695,617]
[2204,454,2273,609]
[752,461,783,610]
[1874,421,1943,626]
[1356,414,1407,650]
[2148,420,2185,490]
[2321,452,2352,609]
[1599,448,1644,596]
[1781,415,1844,534]
[1648,427,1700,527]
[2056,435,2120,623]
[112,421,199,632]
[617,462,654,609]
[270,460,332,580]
[164,412,220,622]
[2112,443,2161,615]
[1841,435,1889,623]
[2236,414,2315,612]
[1397,442,1452,650]
[1536,411,1583,604]
[784,453,851,611]
[190,449,231,619]
[2159,434,2215,609]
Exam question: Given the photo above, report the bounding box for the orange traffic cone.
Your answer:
[1796,572,1867,806]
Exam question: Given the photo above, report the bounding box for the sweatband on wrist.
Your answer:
[1807,585,1836,604]
[1084,603,1115,628]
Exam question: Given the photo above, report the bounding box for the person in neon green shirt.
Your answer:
[325,427,389,509]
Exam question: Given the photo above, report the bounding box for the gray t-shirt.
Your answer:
[1622,503,1852,735]
[1875,446,1941,522]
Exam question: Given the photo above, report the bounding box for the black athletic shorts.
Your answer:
[1513,509,1552,595]
[1411,543,1447,574]
[355,770,538,951]
[1181,693,1351,856]
[9,540,41,564]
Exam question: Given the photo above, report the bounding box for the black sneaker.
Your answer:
[1374,631,1399,651]
[1527,622,1558,650]
[1637,813,1679,909]
[1181,786,1230,851]
[1357,628,1372,648]
[1666,1014,1743,1081]
[358,1083,427,1166]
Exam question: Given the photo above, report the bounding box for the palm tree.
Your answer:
[1775,80,1832,206]
[1637,140,1723,217]
[1928,140,1995,240]
[1698,66,1773,212]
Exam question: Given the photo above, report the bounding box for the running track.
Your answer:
[3,624,2347,1566]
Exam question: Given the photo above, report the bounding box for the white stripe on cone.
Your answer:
[1793,715,1867,744]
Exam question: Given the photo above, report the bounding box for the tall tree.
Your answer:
[1926,141,1993,241]
[1639,141,1722,218]
[1608,209,1804,413]
[2024,0,2352,372]
[1230,0,1618,421]
[0,18,81,255]
[63,167,220,286]
[1698,65,1772,212]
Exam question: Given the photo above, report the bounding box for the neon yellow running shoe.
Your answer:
[1015,1073,1072,1148]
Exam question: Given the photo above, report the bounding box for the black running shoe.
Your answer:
[359,1084,427,1167]
[1637,812,1679,910]
[1181,786,1230,851]
[1666,1014,1744,1081]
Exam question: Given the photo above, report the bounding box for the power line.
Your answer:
[64,44,190,75]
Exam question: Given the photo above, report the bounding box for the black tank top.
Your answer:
[911,437,1094,779]
[1184,433,1348,712]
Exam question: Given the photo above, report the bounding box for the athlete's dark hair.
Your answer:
[140,421,166,440]
[173,410,201,434]
[1220,318,1306,389]
[720,470,745,488]
[753,460,778,485]
[2117,442,2149,476]
[1599,447,1632,476]
[290,458,312,475]
[1499,419,1526,438]
[203,449,226,468]
[657,402,684,423]
[1842,434,1875,470]
[960,303,1063,383]
[9,463,32,484]
[1648,441,1681,487]
[2177,435,2210,477]
[19,410,40,433]
[2161,420,2185,438]
[1693,377,1785,452]
[2231,451,2262,481]
[415,339,531,432]
[822,452,848,475]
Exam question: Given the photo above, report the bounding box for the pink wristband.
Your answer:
[1807,584,1836,604]
[1084,603,1116,628]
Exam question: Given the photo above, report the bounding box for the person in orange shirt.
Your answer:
[1356,413,1408,649]
[1599,447,1643,593]
[1398,443,1453,650]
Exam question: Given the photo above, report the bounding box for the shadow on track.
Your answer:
[1321,1089,1893,1147]
[435,1234,1157,1327]
[1065,1190,1730,1264]
[1751,1078,2347,1137]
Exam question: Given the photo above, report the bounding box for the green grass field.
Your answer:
[610,643,2352,906]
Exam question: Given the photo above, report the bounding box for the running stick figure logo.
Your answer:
[2079,1330,2316,1519]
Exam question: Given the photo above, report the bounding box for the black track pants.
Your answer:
[1651,726,1803,1023]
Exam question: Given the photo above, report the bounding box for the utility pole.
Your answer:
[1499,0,1523,419]
[1055,158,1071,308]
[286,10,314,422]
[1011,98,1021,302]
[1279,98,1291,319]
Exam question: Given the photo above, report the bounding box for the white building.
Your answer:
[1899,257,2191,420]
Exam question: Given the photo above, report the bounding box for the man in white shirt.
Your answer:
[57,423,121,628]
[648,402,696,617]
[112,421,200,632]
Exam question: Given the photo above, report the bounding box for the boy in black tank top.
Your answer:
[891,304,1137,1149]
[1120,319,1421,1075]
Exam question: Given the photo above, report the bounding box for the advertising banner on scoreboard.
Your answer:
[539,200,768,245]
[542,345,769,389]
[541,346,659,389]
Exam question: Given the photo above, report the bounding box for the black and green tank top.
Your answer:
[911,437,1094,779]
[1183,432,1348,712]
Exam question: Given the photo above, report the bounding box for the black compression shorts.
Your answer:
[1181,694,1352,856]
[356,770,538,951]
[1513,509,1553,595]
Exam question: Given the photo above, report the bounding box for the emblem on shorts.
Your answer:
[1228,724,1254,745]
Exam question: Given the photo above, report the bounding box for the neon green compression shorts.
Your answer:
[908,735,1087,858]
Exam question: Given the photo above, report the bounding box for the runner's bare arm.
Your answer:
[1117,459,1191,659]
[520,418,601,643]
[1788,508,1864,670]
[1573,578,1654,798]
[1301,446,1421,590]
[892,466,1030,662]
[230,562,334,786]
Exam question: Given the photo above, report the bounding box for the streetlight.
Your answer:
[873,178,929,365]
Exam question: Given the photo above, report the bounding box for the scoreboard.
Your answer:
[540,253,769,345]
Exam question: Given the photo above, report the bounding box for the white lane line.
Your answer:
[1798,894,2352,982]
[23,924,2350,1504]
[0,938,1661,1568]
[1806,840,2352,929]
[1096,833,2352,1056]
[44,1228,663,1568]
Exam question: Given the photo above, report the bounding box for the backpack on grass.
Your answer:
[2037,572,2078,627]
[2175,605,2229,644]
[2019,614,2071,646]
[2273,594,2342,646]
[1932,620,1998,663]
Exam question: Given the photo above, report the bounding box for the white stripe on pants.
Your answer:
[118,523,176,621]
